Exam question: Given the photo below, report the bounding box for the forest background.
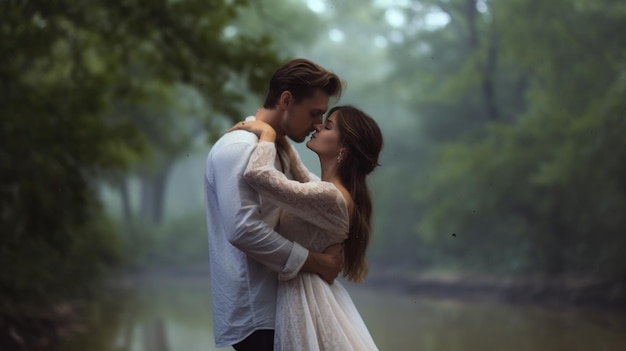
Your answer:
[2,0,625,343]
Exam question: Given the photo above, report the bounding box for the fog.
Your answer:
[2,0,625,349]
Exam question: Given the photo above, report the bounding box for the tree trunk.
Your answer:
[142,318,169,351]
[139,161,173,224]
[464,0,499,121]
[151,162,172,224]
[465,0,479,50]
[482,28,499,121]
[119,178,133,232]
[140,177,154,222]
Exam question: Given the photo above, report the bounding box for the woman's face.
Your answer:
[306,111,343,157]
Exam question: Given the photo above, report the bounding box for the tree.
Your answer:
[414,0,626,276]
[0,0,281,346]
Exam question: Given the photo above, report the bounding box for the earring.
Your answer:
[337,151,344,164]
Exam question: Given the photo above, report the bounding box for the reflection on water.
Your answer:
[355,287,626,351]
[59,275,626,351]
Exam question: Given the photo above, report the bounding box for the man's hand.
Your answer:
[301,244,343,284]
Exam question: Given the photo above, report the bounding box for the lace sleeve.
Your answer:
[277,137,310,183]
[244,142,349,233]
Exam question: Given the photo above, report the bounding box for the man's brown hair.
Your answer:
[263,58,342,108]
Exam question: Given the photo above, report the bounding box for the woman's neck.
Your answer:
[320,161,340,183]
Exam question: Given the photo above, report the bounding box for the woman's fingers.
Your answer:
[226,121,246,133]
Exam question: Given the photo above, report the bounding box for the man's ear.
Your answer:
[278,91,292,110]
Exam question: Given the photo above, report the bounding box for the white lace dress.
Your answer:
[244,141,379,351]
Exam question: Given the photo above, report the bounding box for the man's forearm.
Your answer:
[301,250,342,284]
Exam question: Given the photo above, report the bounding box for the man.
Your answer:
[204,58,344,351]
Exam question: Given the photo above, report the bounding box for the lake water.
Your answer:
[59,275,626,351]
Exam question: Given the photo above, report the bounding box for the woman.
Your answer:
[229,105,383,350]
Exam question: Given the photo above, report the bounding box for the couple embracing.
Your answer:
[204,58,383,350]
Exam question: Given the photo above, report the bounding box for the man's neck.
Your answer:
[255,108,285,140]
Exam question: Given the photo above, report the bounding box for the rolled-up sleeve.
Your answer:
[208,132,308,278]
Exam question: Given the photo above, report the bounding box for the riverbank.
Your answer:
[0,303,84,351]
[116,263,626,309]
[362,266,626,309]
[4,264,624,350]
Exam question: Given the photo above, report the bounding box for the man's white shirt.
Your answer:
[204,123,309,347]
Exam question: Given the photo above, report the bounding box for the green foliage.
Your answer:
[406,0,626,277]
[234,0,326,55]
[0,212,122,315]
[0,0,281,321]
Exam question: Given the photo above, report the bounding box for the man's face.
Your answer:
[282,89,330,143]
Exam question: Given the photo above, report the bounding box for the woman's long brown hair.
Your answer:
[331,105,383,282]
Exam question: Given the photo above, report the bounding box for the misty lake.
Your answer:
[58,274,626,351]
